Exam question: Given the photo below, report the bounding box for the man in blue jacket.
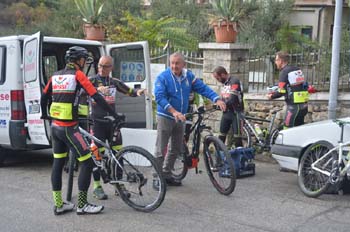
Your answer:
[154,52,226,186]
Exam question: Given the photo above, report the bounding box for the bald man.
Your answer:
[89,56,146,199]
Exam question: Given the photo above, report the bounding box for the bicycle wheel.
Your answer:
[66,151,75,202]
[241,125,252,148]
[171,142,188,181]
[268,128,280,147]
[203,136,236,195]
[298,141,335,198]
[112,146,166,212]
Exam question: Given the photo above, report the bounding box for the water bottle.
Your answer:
[254,124,263,138]
[90,143,101,161]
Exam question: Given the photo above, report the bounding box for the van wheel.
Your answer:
[0,147,6,167]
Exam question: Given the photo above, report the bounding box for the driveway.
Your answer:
[1,149,350,232]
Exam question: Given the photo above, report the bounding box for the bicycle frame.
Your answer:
[186,109,214,158]
[78,126,126,184]
[241,110,280,147]
[311,140,350,177]
[311,121,350,178]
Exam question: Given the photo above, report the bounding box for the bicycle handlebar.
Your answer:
[333,119,350,127]
[184,105,219,118]
[42,114,126,129]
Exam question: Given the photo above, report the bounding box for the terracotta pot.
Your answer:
[213,21,238,43]
[83,24,105,41]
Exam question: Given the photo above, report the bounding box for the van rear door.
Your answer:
[23,32,50,145]
[105,42,153,129]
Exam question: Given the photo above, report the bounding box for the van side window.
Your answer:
[110,46,145,83]
[43,55,57,84]
[0,46,5,85]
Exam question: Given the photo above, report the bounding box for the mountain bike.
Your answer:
[298,119,350,198]
[239,109,282,152]
[65,115,166,212]
[171,106,236,195]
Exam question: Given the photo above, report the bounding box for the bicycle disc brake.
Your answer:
[329,167,340,184]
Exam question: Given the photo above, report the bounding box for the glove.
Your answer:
[114,113,125,122]
[40,114,50,120]
[308,85,316,94]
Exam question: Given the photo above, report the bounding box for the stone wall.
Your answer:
[244,92,350,127]
[203,92,350,134]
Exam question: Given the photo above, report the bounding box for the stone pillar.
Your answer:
[198,43,252,92]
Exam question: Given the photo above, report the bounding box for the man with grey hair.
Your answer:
[153,52,226,187]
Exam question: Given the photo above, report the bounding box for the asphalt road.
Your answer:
[1,149,350,232]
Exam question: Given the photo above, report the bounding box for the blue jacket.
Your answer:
[154,68,220,120]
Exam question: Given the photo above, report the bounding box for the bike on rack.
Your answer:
[239,109,282,152]
[298,119,350,198]
[171,106,236,195]
[65,115,166,212]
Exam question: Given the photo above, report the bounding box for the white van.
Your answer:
[0,32,153,164]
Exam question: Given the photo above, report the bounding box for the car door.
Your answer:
[23,32,50,145]
[105,41,153,129]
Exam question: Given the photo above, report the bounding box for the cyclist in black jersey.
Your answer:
[88,55,146,200]
[212,66,244,148]
[268,51,309,129]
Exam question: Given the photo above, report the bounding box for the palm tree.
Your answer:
[108,12,198,50]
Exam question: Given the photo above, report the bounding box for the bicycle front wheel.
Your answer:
[203,136,236,195]
[112,146,166,212]
[171,142,188,181]
[298,141,335,198]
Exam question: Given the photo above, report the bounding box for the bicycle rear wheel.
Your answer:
[112,146,166,212]
[241,125,252,148]
[203,136,236,195]
[66,151,76,202]
[268,128,280,147]
[298,141,335,198]
[171,142,189,181]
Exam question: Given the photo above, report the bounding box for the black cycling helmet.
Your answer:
[65,46,89,63]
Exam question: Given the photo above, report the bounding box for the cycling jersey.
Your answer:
[89,74,138,119]
[41,66,117,127]
[271,65,309,105]
[220,76,244,112]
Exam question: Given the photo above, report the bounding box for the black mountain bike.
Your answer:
[239,109,282,152]
[171,106,236,195]
[64,115,166,212]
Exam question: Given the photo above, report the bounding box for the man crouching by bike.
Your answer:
[212,66,244,148]
[41,46,120,216]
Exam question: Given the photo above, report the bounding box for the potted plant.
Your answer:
[209,0,257,43]
[74,0,106,41]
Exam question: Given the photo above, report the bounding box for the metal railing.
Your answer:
[150,46,350,93]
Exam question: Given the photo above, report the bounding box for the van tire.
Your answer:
[0,149,6,167]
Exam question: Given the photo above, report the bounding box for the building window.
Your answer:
[301,27,312,40]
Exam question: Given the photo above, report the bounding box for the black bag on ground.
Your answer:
[229,147,256,178]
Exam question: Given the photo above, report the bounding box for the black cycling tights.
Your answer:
[51,157,93,191]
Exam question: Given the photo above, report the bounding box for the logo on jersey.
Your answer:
[288,70,305,86]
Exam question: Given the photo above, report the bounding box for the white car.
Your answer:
[271,117,350,171]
